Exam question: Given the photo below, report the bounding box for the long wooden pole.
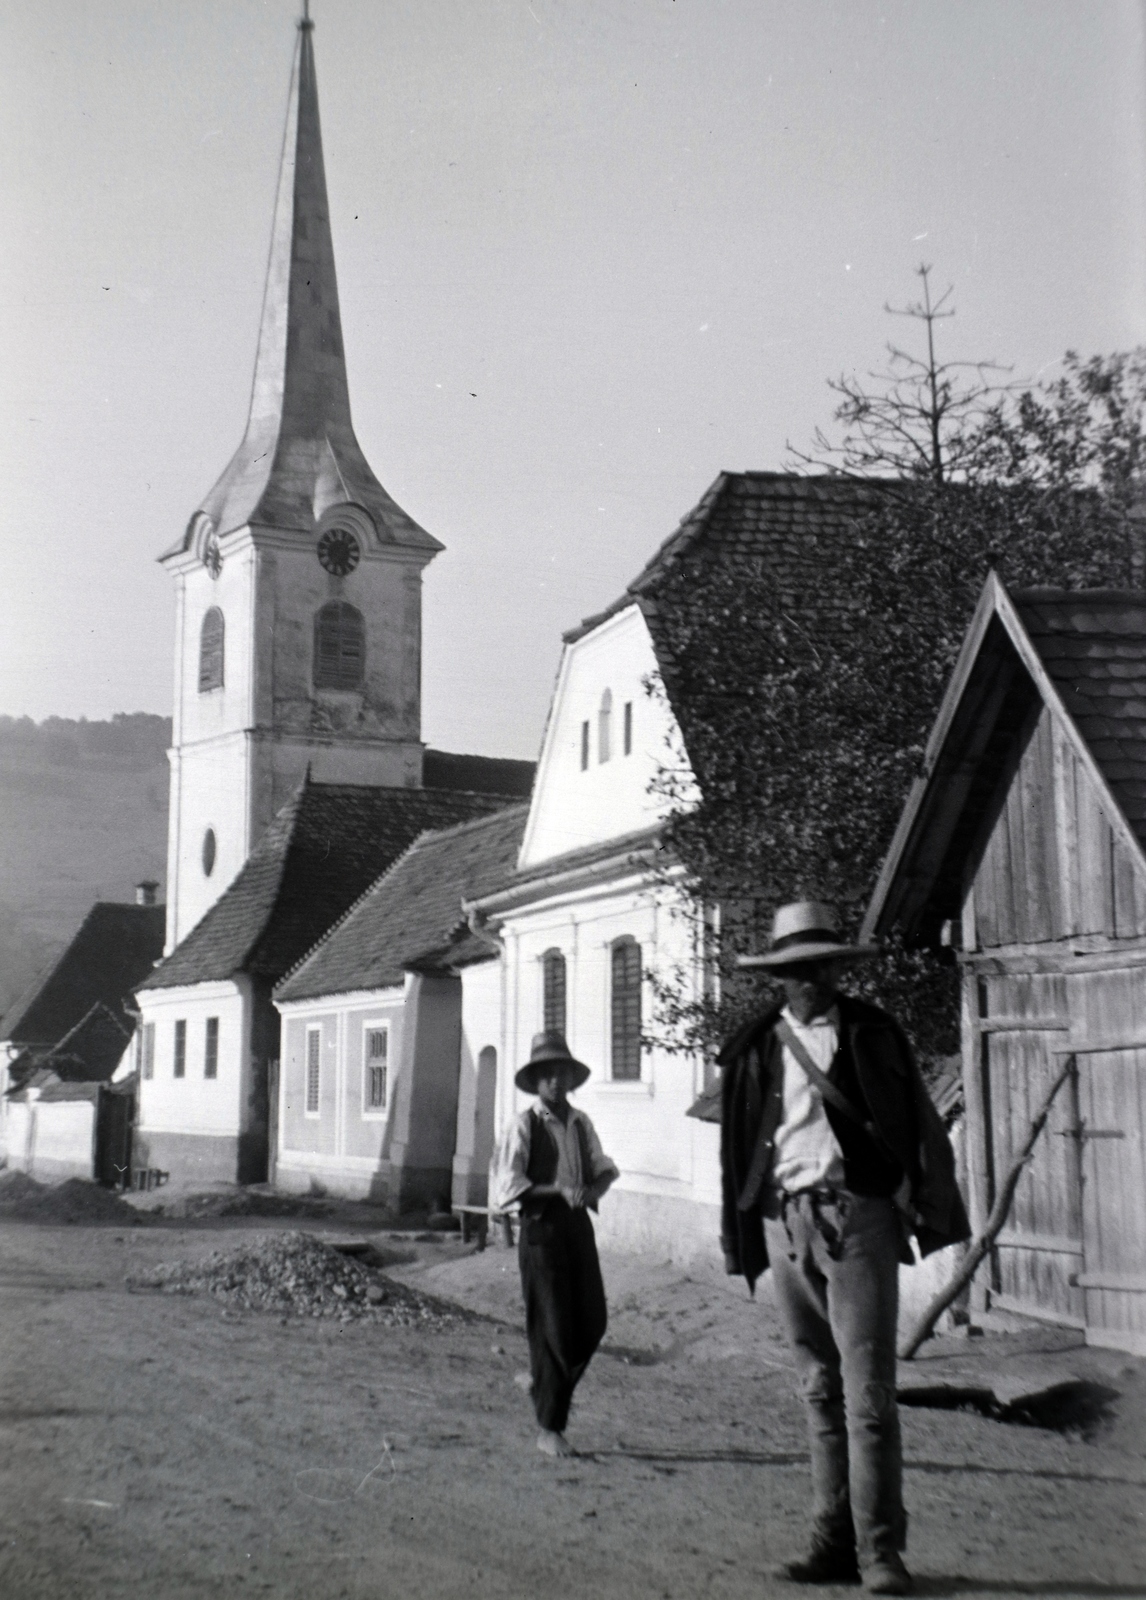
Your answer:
[898,1053,1075,1361]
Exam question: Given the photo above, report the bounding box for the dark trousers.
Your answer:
[764,1191,906,1567]
[518,1203,607,1432]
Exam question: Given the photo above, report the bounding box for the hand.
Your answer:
[559,1184,586,1210]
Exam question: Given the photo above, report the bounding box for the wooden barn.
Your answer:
[863,574,1146,1356]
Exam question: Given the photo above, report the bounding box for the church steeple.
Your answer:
[180,10,440,552]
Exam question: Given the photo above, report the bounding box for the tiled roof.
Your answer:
[0,902,165,1046]
[139,781,518,992]
[275,804,528,1002]
[566,471,889,645]
[423,749,535,799]
[1015,590,1146,848]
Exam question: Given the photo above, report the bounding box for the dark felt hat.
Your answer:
[737,899,879,971]
[514,1030,591,1094]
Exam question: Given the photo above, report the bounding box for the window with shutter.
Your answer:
[610,938,642,1080]
[364,1026,388,1112]
[140,1022,155,1081]
[198,608,224,691]
[623,700,633,756]
[306,1028,321,1114]
[598,688,613,763]
[580,720,590,771]
[204,1017,219,1080]
[313,602,365,689]
[173,1019,187,1079]
[542,949,567,1035]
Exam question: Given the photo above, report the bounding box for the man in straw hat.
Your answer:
[492,1030,619,1457]
[717,901,968,1595]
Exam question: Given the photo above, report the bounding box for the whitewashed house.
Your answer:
[467,473,889,1261]
[272,806,528,1205]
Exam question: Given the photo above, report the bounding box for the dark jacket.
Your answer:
[718,994,970,1292]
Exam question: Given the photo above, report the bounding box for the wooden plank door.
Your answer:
[979,973,1085,1328]
[1076,1047,1146,1355]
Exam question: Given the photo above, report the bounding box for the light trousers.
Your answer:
[764,1190,906,1565]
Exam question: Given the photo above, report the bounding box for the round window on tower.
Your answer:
[202,828,217,877]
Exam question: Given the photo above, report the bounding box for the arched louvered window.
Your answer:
[610,937,642,1080]
[598,688,613,763]
[313,601,365,689]
[198,607,224,691]
[542,949,567,1035]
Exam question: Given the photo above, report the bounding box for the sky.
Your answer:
[2,0,1144,760]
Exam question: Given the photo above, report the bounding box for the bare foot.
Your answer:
[536,1429,572,1457]
[513,1371,533,1392]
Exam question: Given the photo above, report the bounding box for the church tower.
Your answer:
[161,11,442,951]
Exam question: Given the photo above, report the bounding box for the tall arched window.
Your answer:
[542,949,567,1035]
[598,688,613,763]
[610,937,642,1080]
[313,601,365,689]
[198,607,224,691]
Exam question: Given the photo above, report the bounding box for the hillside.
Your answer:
[0,715,170,1018]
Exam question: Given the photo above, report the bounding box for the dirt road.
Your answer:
[0,1214,1142,1598]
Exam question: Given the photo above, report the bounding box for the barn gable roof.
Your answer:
[0,901,165,1047]
[274,804,528,1003]
[139,781,519,992]
[862,574,1146,947]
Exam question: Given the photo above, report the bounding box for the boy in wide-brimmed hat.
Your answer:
[492,1030,619,1456]
[718,901,968,1596]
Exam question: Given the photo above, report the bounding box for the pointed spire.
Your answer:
[185,13,440,554]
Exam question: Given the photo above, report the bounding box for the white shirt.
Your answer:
[491,1102,619,1212]
[771,1004,846,1193]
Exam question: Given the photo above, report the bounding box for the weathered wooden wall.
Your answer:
[963,703,1146,1353]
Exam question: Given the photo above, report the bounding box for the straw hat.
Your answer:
[514,1029,592,1093]
[737,900,879,971]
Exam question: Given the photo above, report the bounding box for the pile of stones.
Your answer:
[134,1229,469,1328]
[0,1171,141,1226]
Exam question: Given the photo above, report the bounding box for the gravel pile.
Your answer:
[133,1230,472,1328]
[0,1171,141,1225]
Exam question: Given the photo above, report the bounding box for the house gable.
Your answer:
[864,575,1146,951]
[519,605,693,870]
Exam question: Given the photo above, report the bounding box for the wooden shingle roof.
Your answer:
[274,804,528,1002]
[1015,590,1146,848]
[139,781,518,992]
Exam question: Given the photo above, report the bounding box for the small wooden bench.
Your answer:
[452,1205,515,1249]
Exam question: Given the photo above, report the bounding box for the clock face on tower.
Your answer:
[317,528,361,576]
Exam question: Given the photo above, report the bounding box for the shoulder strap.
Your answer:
[775,1017,883,1145]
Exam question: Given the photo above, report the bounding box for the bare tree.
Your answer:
[793,264,1010,485]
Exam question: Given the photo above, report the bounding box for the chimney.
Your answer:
[135,881,159,907]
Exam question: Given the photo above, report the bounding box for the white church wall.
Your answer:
[519,606,694,869]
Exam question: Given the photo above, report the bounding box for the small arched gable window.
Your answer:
[198,607,224,692]
[610,937,642,1080]
[314,601,365,690]
[542,949,567,1036]
[598,688,613,764]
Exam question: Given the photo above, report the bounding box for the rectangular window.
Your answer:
[365,1026,388,1112]
[173,1019,186,1079]
[623,701,633,755]
[542,950,567,1036]
[306,1028,321,1114]
[204,1017,219,1080]
[610,940,642,1081]
[140,1022,155,1081]
[580,720,590,771]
